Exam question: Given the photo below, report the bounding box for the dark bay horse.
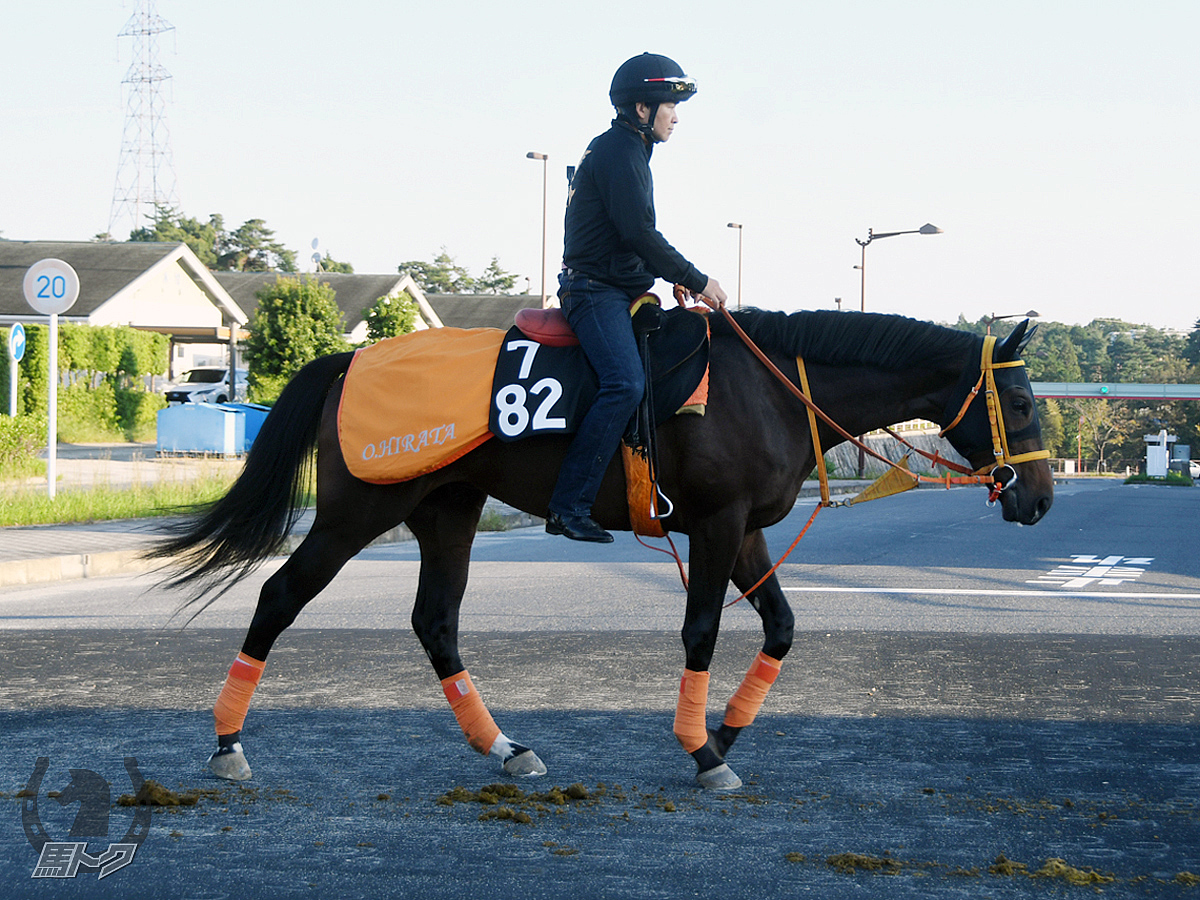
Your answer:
[155,309,1054,790]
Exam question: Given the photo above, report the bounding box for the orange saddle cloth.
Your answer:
[338,328,503,484]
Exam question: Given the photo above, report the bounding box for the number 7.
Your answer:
[505,340,540,380]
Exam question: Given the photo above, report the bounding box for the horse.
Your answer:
[153,308,1054,790]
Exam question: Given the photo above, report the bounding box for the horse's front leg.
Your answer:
[675,512,747,790]
[710,527,795,760]
[407,485,546,778]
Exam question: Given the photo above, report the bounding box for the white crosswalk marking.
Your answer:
[1028,554,1154,589]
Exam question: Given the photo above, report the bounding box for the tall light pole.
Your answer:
[853,222,942,312]
[526,152,549,307]
[727,222,743,309]
[987,309,1040,334]
[852,222,942,476]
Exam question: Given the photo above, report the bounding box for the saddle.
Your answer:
[337,298,709,518]
[509,296,710,536]
[507,297,710,432]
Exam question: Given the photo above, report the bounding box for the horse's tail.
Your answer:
[150,351,356,612]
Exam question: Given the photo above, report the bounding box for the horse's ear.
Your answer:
[995,320,1037,361]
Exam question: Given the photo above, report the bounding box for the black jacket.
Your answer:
[562,119,708,297]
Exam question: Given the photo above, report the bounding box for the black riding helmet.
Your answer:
[609,53,697,143]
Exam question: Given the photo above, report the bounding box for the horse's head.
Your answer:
[52,768,110,808]
[938,320,1054,525]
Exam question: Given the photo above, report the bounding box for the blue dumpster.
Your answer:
[221,403,271,452]
[157,404,246,456]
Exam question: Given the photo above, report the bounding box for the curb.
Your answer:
[0,549,158,588]
[0,487,859,589]
[0,505,543,589]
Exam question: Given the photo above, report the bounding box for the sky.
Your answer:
[3,1,1198,333]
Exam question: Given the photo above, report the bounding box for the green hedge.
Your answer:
[1,323,169,441]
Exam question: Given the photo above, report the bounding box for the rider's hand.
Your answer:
[695,277,728,306]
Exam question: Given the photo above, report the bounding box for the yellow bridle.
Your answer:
[939,335,1051,481]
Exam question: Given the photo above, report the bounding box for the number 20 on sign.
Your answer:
[22,258,81,499]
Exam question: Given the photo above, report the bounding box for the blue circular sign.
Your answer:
[9,323,25,363]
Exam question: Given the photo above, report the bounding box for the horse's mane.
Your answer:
[713,308,977,371]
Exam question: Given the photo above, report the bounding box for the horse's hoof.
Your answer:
[208,743,252,781]
[696,763,742,791]
[503,749,547,777]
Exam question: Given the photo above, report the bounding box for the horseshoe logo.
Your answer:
[22,757,152,853]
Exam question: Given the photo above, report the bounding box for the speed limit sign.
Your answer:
[23,258,80,316]
[22,258,81,500]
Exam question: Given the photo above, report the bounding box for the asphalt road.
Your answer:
[2,479,1199,898]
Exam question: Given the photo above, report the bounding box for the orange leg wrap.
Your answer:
[673,669,711,753]
[213,652,266,736]
[723,651,783,729]
[441,670,501,755]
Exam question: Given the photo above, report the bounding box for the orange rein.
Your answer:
[670,289,1006,607]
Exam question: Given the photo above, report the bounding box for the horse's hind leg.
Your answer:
[208,523,374,781]
[407,483,546,778]
[711,527,795,760]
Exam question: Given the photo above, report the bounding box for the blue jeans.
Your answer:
[549,273,645,518]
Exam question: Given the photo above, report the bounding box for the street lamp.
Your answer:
[526,152,549,307]
[986,309,1040,334]
[854,222,942,312]
[727,222,743,309]
[852,222,942,476]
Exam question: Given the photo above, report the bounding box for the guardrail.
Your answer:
[1032,383,1200,400]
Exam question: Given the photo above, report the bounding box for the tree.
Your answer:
[364,292,418,343]
[128,206,299,273]
[1073,398,1133,471]
[128,205,223,267]
[1185,318,1200,368]
[319,252,354,274]
[1038,397,1066,457]
[476,256,519,294]
[217,218,298,272]
[243,276,351,403]
[1025,325,1083,383]
[397,248,477,293]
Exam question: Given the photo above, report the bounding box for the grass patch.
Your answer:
[0,417,46,480]
[0,456,44,482]
[1123,471,1194,486]
[477,508,512,532]
[0,471,237,527]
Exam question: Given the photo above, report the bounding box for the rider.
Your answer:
[546,52,728,543]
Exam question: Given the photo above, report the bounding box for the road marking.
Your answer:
[1028,555,1155,589]
[781,587,1200,600]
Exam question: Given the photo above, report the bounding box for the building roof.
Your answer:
[213,271,443,331]
[0,240,543,340]
[424,294,543,331]
[0,240,242,322]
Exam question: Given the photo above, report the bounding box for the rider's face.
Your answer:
[636,102,679,142]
